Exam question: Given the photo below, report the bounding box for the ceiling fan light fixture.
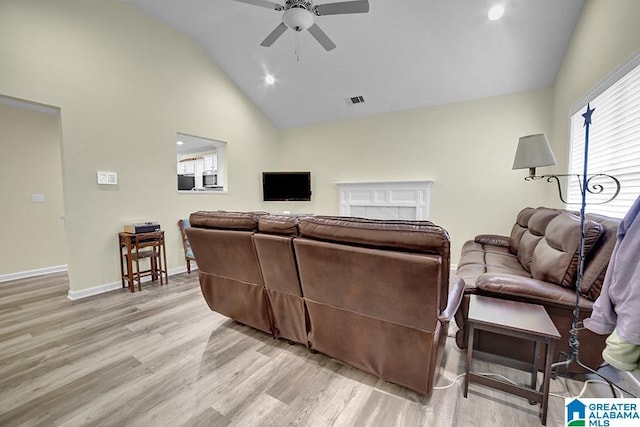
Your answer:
[234,0,370,51]
[283,7,314,31]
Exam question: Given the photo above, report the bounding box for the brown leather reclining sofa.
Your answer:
[454,206,620,372]
[186,210,465,395]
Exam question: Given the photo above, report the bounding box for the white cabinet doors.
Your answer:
[203,154,217,172]
[194,159,204,189]
[177,160,195,175]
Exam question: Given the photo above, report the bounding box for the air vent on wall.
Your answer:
[346,95,365,105]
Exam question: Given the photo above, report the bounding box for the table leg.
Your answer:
[125,240,135,293]
[151,255,158,282]
[464,324,474,398]
[540,339,555,426]
[161,236,168,284]
[531,340,538,390]
[119,238,125,288]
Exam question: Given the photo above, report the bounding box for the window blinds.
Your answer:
[567,57,640,218]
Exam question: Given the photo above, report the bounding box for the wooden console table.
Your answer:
[464,295,560,425]
[118,231,168,292]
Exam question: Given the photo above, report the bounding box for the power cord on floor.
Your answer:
[579,360,637,398]
[433,372,522,390]
[549,379,622,400]
[554,330,638,399]
[625,370,640,390]
[435,337,638,398]
[432,370,634,400]
[433,373,466,390]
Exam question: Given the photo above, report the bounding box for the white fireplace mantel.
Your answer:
[336,180,433,220]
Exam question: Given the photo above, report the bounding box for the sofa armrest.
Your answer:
[438,275,465,323]
[476,273,594,310]
[474,234,510,247]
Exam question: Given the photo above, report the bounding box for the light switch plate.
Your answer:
[97,171,118,185]
[32,193,45,203]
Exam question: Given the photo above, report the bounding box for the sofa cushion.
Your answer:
[517,209,562,271]
[476,273,595,309]
[258,214,300,236]
[530,213,603,288]
[474,234,510,248]
[189,211,266,231]
[509,207,536,254]
[298,216,449,255]
[459,239,514,266]
[457,241,487,266]
[581,213,620,300]
[485,252,526,271]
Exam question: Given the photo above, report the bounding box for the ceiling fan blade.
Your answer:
[314,0,369,16]
[307,23,336,51]
[232,0,283,11]
[260,22,288,47]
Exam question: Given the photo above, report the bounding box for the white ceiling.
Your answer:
[176,133,222,156]
[119,0,585,129]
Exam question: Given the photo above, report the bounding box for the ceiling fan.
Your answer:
[233,0,369,51]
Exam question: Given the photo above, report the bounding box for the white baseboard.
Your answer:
[67,281,123,300]
[66,265,198,301]
[0,265,68,283]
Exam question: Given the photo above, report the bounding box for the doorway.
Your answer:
[0,95,67,281]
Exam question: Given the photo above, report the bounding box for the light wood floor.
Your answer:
[0,272,614,426]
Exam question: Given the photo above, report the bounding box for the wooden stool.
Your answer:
[119,231,168,292]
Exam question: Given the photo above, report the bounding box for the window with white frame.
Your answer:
[567,52,640,218]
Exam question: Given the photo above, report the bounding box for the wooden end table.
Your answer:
[463,295,560,425]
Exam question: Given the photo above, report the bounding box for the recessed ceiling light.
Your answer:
[487,5,505,21]
[265,74,276,85]
[176,141,184,145]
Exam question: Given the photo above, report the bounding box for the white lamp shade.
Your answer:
[512,133,557,171]
[283,8,314,31]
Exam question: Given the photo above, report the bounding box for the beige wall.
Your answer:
[278,0,640,264]
[278,89,555,262]
[0,0,279,292]
[1,0,639,290]
[0,102,66,275]
[551,0,640,173]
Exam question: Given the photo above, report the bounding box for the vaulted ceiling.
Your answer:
[119,0,585,129]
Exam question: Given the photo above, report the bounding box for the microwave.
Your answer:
[203,171,217,187]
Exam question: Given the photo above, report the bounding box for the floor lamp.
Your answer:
[512,104,621,372]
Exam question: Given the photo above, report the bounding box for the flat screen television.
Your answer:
[262,172,311,201]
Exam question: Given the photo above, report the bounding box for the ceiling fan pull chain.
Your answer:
[295,31,300,62]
